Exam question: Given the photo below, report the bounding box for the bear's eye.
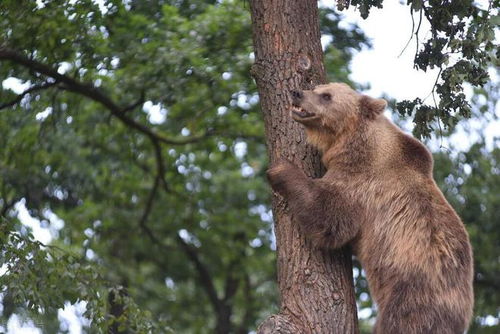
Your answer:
[321,93,332,102]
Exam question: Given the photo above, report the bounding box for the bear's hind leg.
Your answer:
[374,300,466,334]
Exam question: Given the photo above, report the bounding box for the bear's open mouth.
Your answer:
[292,106,315,118]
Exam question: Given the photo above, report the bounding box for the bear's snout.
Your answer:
[291,90,303,106]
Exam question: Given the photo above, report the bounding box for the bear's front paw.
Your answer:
[267,159,300,194]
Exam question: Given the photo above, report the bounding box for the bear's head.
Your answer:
[290,83,387,152]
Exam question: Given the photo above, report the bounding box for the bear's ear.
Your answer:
[360,95,387,119]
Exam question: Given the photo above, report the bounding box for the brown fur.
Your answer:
[269,83,473,333]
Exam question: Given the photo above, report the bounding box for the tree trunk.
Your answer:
[215,303,232,334]
[108,287,129,334]
[249,1,359,333]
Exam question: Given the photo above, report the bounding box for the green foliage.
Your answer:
[398,0,498,139]
[349,0,384,19]
[1,218,172,333]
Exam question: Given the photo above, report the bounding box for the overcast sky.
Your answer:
[326,0,440,100]
[322,0,499,151]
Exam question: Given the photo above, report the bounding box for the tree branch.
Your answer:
[398,6,416,58]
[138,174,163,246]
[223,259,240,303]
[136,140,221,314]
[152,139,169,193]
[237,273,255,334]
[474,275,500,290]
[0,47,206,145]
[0,81,58,110]
[175,234,221,311]
[137,139,185,251]
[123,90,145,113]
[414,8,423,61]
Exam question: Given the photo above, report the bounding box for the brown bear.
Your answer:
[267,83,474,334]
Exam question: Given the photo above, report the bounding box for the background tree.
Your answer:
[0,0,367,333]
[0,0,498,333]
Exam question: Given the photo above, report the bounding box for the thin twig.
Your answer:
[423,67,443,102]
[429,69,450,152]
[398,6,416,58]
[122,90,145,113]
[414,8,423,62]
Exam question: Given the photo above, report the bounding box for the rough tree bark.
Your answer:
[249,1,359,333]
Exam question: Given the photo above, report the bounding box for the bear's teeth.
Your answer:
[291,106,314,118]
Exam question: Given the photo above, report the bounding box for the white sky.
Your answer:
[2,1,499,333]
[322,0,499,151]
[341,2,439,99]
